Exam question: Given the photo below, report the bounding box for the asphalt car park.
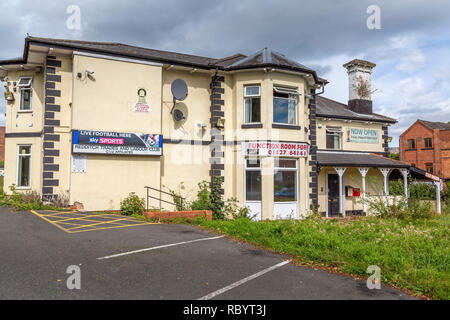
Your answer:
[0,207,418,300]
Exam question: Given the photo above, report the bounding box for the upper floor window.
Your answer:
[326,127,342,150]
[407,139,416,149]
[425,163,433,174]
[424,138,433,148]
[17,77,33,111]
[244,85,261,123]
[273,87,300,125]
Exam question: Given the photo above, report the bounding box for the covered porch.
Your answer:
[316,151,411,217]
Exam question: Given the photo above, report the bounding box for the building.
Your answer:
[0,126,5,164]
[0,36,411,218]
[399,120,450,181]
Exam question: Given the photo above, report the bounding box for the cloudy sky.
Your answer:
[1,0,449,146]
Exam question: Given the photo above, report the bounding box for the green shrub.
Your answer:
[0,184,66,211]
[410,182,436,200]
[366,195,436,220]
[120,192,145,216]
[389,179,404,196]
[189,178,248,220]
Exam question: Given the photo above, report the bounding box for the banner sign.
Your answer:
[425,172,440,182]
[345,127,379,144]
[242,141,309,157]
[72,130,162,156]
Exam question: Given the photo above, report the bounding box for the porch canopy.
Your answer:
[317,151,410,216]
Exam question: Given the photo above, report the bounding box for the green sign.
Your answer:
[345,127,379,144]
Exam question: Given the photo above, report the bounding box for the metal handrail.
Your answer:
[144,186,185,212]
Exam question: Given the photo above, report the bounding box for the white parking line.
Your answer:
[198,260,291,300]
[97,235,225,260]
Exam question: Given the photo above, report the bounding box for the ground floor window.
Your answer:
[426,163,433,174]
[245,158,261,201]
[274,159,297,202]
[17,145,31,187]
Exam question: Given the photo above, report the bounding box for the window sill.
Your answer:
[15,187,31,190]
[242,123,263,129]
[272,123,301,130]
[17,110,33,113]
[421,148,434,150]
[405,149,417,151]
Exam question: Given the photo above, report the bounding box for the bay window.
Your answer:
[274,159,297,202]
[273,87,300,125]
[245,158,262,201]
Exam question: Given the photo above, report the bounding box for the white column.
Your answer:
[358,168,369,214]
[334,167,347,216]
[434,180,441,215]
[400,169,409,198]
[379,168,391,207]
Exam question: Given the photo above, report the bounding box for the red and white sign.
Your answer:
[425,172,440,182]
[134,103,150,113]
[243,141,309,158]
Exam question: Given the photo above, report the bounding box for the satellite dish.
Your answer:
[173,109,185,122]
[171,79,188,101]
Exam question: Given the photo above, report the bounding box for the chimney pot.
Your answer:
[343,59,376,114]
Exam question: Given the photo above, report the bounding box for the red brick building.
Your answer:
[399,120,450,180]
[0,126,5,164]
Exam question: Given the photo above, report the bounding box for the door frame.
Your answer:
[326,171,344,217]
[244,157,262,221]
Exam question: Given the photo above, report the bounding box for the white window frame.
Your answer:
[244,85,261,97]
[16,77,33,88]
[273,158,298,203]
[326,127,343,150]
[18,77,33,112]
[244,85,261,124]
[245,158,262,202]
[273,86,299,126]
[16,145,32,189]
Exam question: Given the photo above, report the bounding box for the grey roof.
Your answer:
[25,36,218,69]
[317,151,410,168]
[228,48,314,71]
[419,120,450,130]
[0,37,327,84]
[316,96,397,123]
[0,37,324,83]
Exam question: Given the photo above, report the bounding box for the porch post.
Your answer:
[400,169,409,198]
[358,168,369,214]
[334,167,347,216]
[379,168,391,207]
[434,180,441,215]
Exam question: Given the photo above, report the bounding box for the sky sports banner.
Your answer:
[72,130,162,156]
[243,141,309,157]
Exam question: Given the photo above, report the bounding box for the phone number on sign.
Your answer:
[267,149,307,156]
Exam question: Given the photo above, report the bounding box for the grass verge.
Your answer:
[149,215,449,300]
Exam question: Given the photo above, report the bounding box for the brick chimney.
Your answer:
[343,59,376,114]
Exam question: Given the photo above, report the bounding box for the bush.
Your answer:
[366,195,436,219]
[0,185,66,211]
[189,178,248,220]
[389,179,404,196]
[120,192,145,216]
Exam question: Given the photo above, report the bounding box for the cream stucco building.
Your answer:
[0,37,412,218]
